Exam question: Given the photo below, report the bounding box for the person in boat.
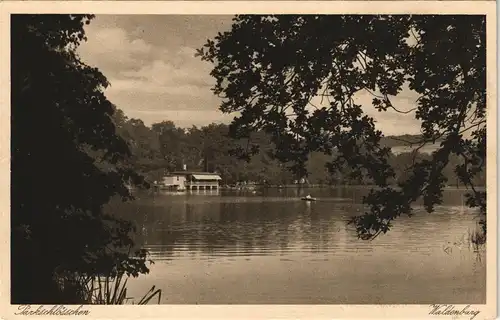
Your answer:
[305,194,312,199]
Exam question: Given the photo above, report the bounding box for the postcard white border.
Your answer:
[0,1,496,319]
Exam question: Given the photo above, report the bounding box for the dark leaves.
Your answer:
[11,14,149,303]
[199,14,487,241]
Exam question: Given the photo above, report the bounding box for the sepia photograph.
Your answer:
[1,1,497,319]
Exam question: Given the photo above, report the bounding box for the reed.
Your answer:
[56,272,162,305]
[84,273,162,305]
[467,224,486,252]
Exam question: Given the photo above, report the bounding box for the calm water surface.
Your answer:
[108,187,486,304]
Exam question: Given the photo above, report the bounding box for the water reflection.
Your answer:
[116,189,483,259]
[107,187,486,304]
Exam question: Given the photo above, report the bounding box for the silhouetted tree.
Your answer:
[198,15,486,239]
[11,14,150,303]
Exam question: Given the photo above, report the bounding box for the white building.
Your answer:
[162,174,187,191]
[159,171,222,191]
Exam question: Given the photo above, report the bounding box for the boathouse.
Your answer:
[170,171,222,190]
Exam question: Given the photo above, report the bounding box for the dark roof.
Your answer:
[170,171,218,175]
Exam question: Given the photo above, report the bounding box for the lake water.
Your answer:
[108,187,486,304]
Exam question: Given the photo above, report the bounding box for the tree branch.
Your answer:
[384,95,417,114]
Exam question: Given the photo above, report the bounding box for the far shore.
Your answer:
[218,184,486,191]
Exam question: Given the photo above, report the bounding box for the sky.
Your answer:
[78,15,422,135]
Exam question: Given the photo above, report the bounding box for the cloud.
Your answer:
[78,16,423,136]
[79,22,220,126]
[119,51,213,89]
[103,45,218,117]
[78,25,154,76]
[106,79,223,125]
[109,78,210,96]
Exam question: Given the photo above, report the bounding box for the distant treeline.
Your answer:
[112,107,485,187]
[379,134,443,148]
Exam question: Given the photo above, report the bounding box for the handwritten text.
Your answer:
[429,304,480,320]
[15,305,90,316]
